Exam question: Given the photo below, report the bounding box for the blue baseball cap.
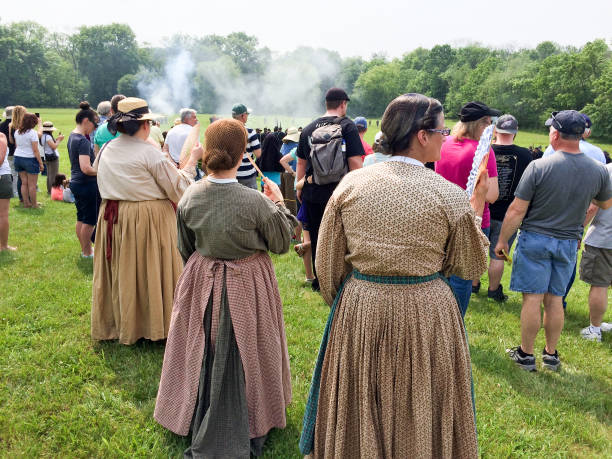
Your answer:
[581,113,592,128]
[545,110,586,135]
[354,116,367,130]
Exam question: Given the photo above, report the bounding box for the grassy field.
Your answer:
[0,109,611,457]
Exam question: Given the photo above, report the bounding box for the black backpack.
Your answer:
[309,117,347,185]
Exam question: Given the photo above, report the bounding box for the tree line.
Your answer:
[1,21,611,138]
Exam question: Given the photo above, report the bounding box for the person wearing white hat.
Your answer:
[40,121,64,194]
[0,131,16,251]
[91,97,203,345]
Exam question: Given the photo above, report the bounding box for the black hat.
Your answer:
[459,101,501,122]
[544,110,586,135]
[495,114,518,134]
[325,87,350,102]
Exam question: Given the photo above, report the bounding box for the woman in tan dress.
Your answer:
[91,97,202,345]
[300,93,490,458]
[154,119,296,457]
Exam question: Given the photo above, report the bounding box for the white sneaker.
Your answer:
[580,326,602,342]
[600,322,612,333]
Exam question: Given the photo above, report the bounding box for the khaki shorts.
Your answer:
[579,244,612,287]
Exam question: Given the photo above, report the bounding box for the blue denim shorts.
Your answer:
[510,230,578,296]
[13,156,40,175]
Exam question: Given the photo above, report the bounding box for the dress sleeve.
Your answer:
[442,209,489,280]
[176,205,196,264]
[148,154,196,203]
[258,199,298,255]
[315,193,352,306]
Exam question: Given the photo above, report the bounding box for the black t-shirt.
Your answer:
[0,120,15,156]
[68,133,96,184]
[296,116,364,203]
[489,144,533,221]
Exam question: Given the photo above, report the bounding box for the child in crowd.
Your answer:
[50,174,75,203]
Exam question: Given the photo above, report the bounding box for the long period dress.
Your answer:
[154,178,297,457]
[301,158,488,458]
[91,135,196,344]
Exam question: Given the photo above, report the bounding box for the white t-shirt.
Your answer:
[164,124,192,162]
[0,151,10,175]
[14,129,39,158]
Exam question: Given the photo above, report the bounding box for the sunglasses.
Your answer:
[426,128,451,136]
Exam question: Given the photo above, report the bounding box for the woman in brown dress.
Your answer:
[91,97,202,345]
[155,119,296,457]
[300,93,490,458]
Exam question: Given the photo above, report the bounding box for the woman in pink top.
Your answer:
[436,101,500,316]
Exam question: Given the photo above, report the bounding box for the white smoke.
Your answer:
[137,46,342,118]
[137,49,195,114]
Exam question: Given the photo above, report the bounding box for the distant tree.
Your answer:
[72,24,140,103]
[117,74,139,97]
[339,57,366,95]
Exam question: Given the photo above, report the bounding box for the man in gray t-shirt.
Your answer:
[494,110,612,372]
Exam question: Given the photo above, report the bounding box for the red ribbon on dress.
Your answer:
[103,200,119,261]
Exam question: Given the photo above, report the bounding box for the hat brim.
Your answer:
[283,133,300,143]
[118,112,157,122]
[42,127,57,132]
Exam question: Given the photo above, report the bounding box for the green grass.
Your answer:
[1,109,611,457]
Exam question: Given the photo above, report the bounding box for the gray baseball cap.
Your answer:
[495,114,518,134]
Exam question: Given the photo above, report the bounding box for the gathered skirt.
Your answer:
[155,252,292,456]
[312,275,478,458]
[91,199,183,344]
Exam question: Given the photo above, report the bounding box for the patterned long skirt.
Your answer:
[307,273,478,458]
[155,252,292,457]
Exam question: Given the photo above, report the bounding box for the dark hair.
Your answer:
[18,113,38,134]
[203,119,247,172]
[52,173,67,188]
[75,101,98,125]
[325,99,343,110]
[111,94,126,113]
[40,130,55,146]
[116,119,148,136]
[380,93,443,154]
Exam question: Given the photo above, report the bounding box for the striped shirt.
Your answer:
[236,128,261,178]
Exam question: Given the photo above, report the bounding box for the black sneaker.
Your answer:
[542,348,561,371]
[487,285,508,302]
[472,282,481,294]
[506,346,536,371]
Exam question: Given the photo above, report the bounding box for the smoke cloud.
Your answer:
[137,49,195,114]
[136,46,342,118]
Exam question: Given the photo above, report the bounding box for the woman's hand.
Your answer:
[190,144,204,162]
[38,161,44,172]
[57,134,65,142]
[262,177,284,204]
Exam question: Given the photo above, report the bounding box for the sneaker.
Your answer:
[80,252,94,259]
[600,322,612,333]
[487,285,508,302]
[506,346,536,372]
[542,349,561,371]
[472,282,481,294]
[580,326,602,342]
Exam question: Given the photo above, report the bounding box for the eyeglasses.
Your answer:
[426,128,451,136]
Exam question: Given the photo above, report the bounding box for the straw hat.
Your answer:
[283,127,300,143]
[116,97,156,122]
[42,121,57,132]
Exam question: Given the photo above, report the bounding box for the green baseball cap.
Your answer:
[231,103,250,116]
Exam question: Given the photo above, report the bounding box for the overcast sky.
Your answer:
[2,0,611,58]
